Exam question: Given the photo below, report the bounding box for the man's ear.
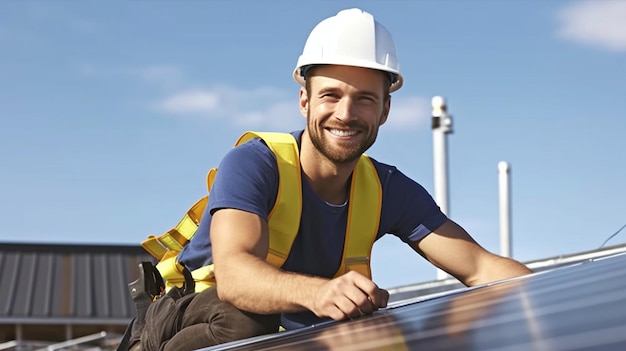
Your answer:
[379,95,391,126]
[299,87,308,117]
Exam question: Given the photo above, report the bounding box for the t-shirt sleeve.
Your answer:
[380,166,448,243]
[207,138,278,219]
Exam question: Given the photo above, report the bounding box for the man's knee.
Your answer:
[181,286,280,342]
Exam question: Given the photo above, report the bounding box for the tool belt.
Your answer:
[117,262,197,351]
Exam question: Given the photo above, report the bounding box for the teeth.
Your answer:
[329,129,357,137]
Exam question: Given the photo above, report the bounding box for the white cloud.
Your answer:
[156,86,432,132]
[233,101,300,129]
[156,86,305,130]
[385,96,431,130]
[159,89,220,114]
[557,0,626,52]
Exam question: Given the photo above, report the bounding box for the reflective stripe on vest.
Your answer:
[141,131,382,291]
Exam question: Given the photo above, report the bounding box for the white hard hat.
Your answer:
[293,8,403,92]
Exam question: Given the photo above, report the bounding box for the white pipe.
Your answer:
[498,161,512,257]
[432,96,453,280]
[433,130,449,216]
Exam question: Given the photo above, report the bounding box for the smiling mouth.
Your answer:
[327,128,358,137]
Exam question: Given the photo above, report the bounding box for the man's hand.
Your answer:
[310,271,389,321]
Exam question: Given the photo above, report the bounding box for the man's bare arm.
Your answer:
[210,208,388,320]
[411,219,532,286]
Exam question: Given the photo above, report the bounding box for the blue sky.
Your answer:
[1,0,625,289]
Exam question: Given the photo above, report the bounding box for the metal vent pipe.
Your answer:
[431,96,453,279]
[498,161,512,258]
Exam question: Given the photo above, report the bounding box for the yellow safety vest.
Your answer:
[141,131,383,292]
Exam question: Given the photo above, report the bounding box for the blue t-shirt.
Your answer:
[177,130,447,329]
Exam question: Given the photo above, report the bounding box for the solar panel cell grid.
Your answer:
[204,253,626,351]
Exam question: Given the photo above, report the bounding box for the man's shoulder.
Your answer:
[234,130,303,152]
[366,156,430,196]
[219,134,281,175]
[366,155,399,179]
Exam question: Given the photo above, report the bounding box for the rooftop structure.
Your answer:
[1,242,625,350]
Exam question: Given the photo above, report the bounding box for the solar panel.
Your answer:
[203,253,626,350]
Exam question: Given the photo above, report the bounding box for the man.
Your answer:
[149,8,532,351]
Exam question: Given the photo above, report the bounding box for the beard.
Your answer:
[306,111,379,165]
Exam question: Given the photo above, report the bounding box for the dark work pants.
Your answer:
[162,287,281,351]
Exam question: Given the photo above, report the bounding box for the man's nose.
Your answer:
[334,98,357,122]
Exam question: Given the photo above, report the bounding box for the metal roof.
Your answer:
[203,251,626,350]
[0,243,153,325]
